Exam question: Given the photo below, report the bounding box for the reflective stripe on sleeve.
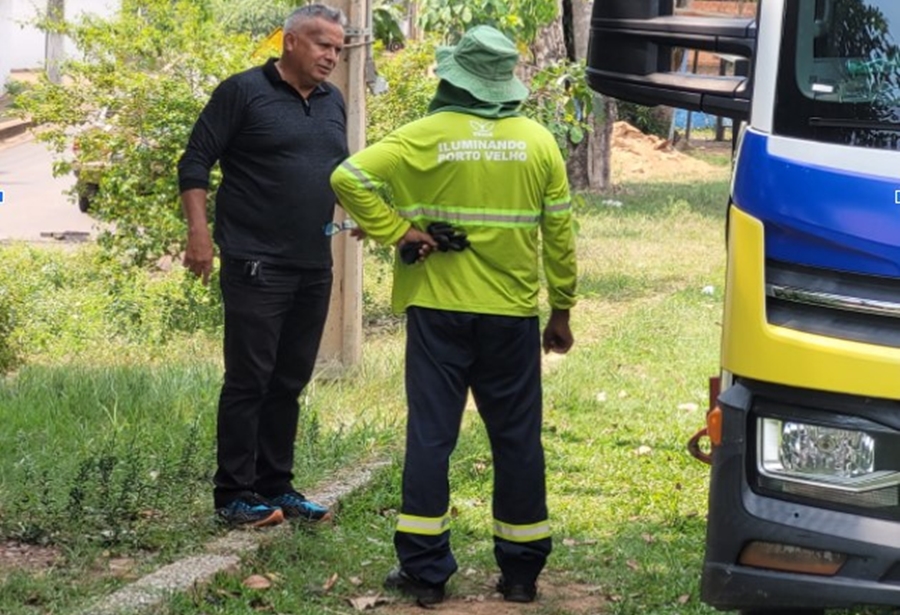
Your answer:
[397,513,452,536]
[493,519,551,543]
[543,200,571,215]
[339,160,378,191]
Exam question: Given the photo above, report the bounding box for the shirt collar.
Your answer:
[262,58,329,97]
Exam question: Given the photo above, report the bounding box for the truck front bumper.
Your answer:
[701,380,900,611]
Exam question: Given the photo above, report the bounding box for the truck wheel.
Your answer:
[77,183,99,213]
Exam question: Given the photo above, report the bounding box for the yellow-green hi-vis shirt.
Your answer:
[330,111,577,317]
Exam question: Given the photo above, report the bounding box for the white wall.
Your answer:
[1,0,118,91]
[0,1,12,92]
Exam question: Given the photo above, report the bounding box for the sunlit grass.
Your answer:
[11,149,880,615]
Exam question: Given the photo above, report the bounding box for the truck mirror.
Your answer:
[587,0,754,120]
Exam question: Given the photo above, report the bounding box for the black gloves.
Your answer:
[427,222,470,252]
[399,222,470,264]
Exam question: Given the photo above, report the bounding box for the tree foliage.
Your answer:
[13,0,589,267]
[418,0,558,48]
[520,60,594,154]
[406,0,591,153]
[16,0,256,266]
[209,0,286,38]
[373,0,407,49]
[366,38,439,144]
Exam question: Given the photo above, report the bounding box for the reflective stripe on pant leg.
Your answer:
[395,307,471,585]
[493,517,553,584]
[493,519,551,543]
[470,314,551,584]
[397,512,452,536]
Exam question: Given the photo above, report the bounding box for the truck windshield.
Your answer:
[774,0,900,150]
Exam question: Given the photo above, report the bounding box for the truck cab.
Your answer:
[587,1,900,613]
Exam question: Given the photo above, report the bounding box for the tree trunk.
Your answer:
[522,0,567,81]
[566,0,614,192]
[45,0,65,84]
[524,0,615,192]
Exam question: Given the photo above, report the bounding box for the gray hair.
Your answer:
[284,4,347,32]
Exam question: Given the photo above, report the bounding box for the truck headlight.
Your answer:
[768,419,874,478]
[758,418,900,507]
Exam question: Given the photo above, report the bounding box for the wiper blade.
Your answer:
[809,117,900,132]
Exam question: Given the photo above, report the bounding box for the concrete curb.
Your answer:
[77,458,392,615]
[0,118,32,141]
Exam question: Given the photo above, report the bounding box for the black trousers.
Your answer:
[213,257,332,508]
[395,307,552,586]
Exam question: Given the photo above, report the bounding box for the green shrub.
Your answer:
[520,60,594,155]
[366,38,440,144]
[0,288,21,374]
[0,245,222,363]
[617,100,672,138]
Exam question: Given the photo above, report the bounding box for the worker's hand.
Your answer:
[350,227,367,241]
[398,227,438,264]
[543,309,574,354]
[183,228,215,285]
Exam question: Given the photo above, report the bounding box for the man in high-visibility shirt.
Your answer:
[331,25,577,606]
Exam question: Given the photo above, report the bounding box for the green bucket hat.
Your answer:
[435,26,529,104]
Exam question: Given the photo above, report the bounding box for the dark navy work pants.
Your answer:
[213,256,332,508]
[396,306,552,586]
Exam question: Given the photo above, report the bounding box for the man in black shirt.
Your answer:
[177,4,348,528]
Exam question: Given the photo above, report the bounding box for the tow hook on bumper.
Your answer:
[688,376,721,465]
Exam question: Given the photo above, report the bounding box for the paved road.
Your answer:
[0,134,98,242]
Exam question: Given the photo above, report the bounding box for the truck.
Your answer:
[586,1,900,614]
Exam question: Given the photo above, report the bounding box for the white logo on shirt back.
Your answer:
[436,121,529,163]
[470,120,495,137]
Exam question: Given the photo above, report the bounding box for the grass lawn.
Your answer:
[4,138,879,614]
[0,139,731,614]
[161,148,735,615]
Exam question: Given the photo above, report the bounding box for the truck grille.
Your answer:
[765,259,900,348]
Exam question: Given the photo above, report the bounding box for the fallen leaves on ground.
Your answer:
[323,572,339,592]
[348,594,395,611]
[242,574,272,590]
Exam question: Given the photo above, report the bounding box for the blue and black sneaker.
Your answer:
[266,491,332,522]
[216,493,284,528]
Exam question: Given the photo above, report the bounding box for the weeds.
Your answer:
[0,154,768,615]
[0,287,21,374]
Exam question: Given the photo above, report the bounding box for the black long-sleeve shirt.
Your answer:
[178,59,349,267]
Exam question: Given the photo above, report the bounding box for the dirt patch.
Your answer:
[375,575,605,615]
[611,121,725,183]
[0,541,62,578]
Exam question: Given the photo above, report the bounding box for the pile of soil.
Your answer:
[610,121,724,183]
[687,1,757,17]
[679,2,757,73]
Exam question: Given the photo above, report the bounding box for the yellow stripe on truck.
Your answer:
[721,205,900,399]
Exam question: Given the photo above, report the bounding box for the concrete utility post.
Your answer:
[318,0,369,373]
